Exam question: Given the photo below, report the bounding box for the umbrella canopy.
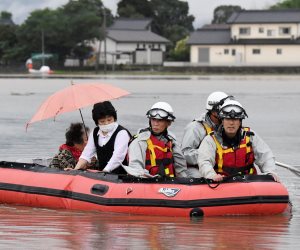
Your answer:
[26,83,130,129]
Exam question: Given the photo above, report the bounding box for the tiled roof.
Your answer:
[227,9,300,24]
[109,18,152,30]
[235,38,300,45]
[187,30,300,45]
[107,30,169,43]
[187,30,231,45]
[200,24,230,30]
[0,19,15,26]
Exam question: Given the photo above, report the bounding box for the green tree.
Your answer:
[169,36,190,61]
[0,11,17,64]
[117,0,194,46]
[212,5,243,24]
[151,0,194,45]
[0,11,14,25]
[270,0,300,9]
[15,0,111,66]
[117,0,154,18]
[15,8,62,64]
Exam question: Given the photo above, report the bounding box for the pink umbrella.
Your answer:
[26,83,130,130]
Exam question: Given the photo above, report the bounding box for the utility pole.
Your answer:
[41,29,45,66]
[95,8,107,74]
[102,8,107,74]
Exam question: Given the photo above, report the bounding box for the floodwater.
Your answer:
[0,75,300,249]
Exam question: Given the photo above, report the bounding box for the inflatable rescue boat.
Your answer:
[0,161,289,217]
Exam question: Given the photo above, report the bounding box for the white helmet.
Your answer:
[219,99,248,120]
[146,102,176,121]
[206,91,233,111]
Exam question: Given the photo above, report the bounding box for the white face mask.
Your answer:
[99,122,116,133]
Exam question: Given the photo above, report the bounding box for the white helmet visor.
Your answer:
[147,108,175,121]
[219,105,247,119]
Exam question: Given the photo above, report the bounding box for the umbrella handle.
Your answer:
[79,108,88,138]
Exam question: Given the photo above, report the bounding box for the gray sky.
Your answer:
[1,0,281,29]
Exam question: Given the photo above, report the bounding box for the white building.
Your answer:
[89,18,170,66]
[187,10,300,66]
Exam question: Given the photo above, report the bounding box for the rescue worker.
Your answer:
[124,102,187,178]
[74,101,131,174]
[197,99,278,182]
[181,91,233,177]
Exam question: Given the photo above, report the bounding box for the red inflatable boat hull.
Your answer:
[0,161,289,217]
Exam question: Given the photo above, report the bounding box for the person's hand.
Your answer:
[74,165,87,170]
[87,157,97,168]
[64,167,74,171]
[212,173,224,182]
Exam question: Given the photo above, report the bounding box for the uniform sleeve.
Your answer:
[171,139,188,177]
[79,130,96,163]
[181,121,207,166]
[103,130,130,172]
[251,132,277,175]
[197,135,218,179]
[125,137,150,176]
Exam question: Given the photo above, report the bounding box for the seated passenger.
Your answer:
[197,99,278,182]
[125,102,187,178]
[74,101,131,174]
[49,123,93,169]
[181,91,233,178]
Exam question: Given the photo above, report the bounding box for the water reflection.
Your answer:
[0,205,295,249]
[1,77,300,248]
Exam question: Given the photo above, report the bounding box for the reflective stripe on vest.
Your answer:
[145,135,175,177]
[202,122,213,135]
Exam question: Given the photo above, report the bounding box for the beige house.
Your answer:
[187,10,300,66]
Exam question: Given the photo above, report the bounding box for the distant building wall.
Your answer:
[190,44,300,66]
[231,23,299,40]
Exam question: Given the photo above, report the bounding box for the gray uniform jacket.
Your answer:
[197,127,277,179]
[124,130,188,178]
[181,112,218,177]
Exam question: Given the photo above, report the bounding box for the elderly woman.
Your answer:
[49,123,93,170]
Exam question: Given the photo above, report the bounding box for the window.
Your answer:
[279,27,291,35]
[252,49,260,54]
[224,49,229,55]
[239,27,250,35]
[232,49,236,56]
[277,48,282,55]
[258,27,264,33]
[267,30,275,36]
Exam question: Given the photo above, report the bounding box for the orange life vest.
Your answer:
[211,127,256,176]
[145,134,175,177]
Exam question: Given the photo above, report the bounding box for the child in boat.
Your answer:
[124,101,188,178]
[74,101,131,174]
[197,99,278,182]
[49,123,95,169]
